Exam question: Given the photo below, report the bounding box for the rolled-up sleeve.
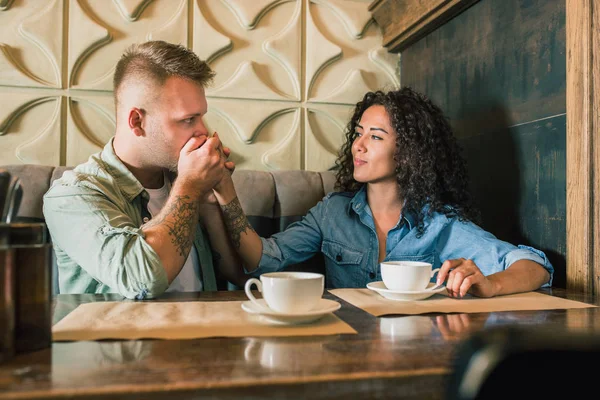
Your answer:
[43,187,168,299]
[437,220,554,288]
[248,200,326,277]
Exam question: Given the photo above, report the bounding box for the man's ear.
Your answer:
[128,108,145,137]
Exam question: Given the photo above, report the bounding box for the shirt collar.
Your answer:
[100,137,146,202]
[348,185,368,215]
[348,185,416,229]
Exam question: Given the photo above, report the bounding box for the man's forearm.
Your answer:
[142,183,201,282]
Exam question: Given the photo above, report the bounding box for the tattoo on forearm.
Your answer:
[143,195,198,258]
[220,197,255,248]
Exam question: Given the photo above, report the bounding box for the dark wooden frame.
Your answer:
[370,0,595,294]
[369,0,481,53]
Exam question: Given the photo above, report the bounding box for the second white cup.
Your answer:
[380,261,439,292]
[244,272,324,313]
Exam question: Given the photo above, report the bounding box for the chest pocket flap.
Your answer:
[322,240,363,265]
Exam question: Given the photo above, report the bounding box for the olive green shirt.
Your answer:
[43,138,217,299]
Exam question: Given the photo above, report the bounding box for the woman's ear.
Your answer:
[128,107,145,137]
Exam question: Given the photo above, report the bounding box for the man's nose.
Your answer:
[195,119,209,136]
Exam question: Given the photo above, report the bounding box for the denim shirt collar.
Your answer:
[348,185,416,230]
[100,137,147,202]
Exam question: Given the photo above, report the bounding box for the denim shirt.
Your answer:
[254,186,554,289]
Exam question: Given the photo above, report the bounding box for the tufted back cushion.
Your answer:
[2,165,337,290]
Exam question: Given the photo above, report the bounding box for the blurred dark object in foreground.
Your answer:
[447,325,600,399]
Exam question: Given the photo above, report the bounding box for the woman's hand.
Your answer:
[434,314,488,341]
[437,258,500,298]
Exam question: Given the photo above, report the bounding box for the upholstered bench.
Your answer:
[2,165,336,295]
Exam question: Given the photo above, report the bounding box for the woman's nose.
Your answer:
[353,136,366,152]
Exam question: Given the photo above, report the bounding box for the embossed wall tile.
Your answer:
[0,0,63,88]
[205,99,301,170]
[199,0,301,101]
[0,0,15,11]
[311,0,372,39]
[304,103,353,171]
[66,95,116,166]
[306,0,399,105]
[69,0,187,91]
[221,0,290,30]
[0,0,398,170]
[193,1,233,64]
[112,0,152,22]
[0,91,61,164]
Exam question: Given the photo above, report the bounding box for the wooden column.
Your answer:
[566,0,600,294]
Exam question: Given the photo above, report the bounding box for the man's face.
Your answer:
[143,76,209,171]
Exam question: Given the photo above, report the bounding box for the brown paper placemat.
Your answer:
[52,300,356,341]
[329,289,597,317]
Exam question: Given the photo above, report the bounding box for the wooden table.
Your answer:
[0,288,599,399]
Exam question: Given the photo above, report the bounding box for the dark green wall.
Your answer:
[401,0,566,287]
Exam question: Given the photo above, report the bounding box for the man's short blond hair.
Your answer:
[113,40,215,106]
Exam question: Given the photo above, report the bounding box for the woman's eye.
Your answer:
[372,135,382,140]
[355,132,362,137]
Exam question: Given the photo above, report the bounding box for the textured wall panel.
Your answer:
[205,99,301,171]
[0,0,399,171]
[306,0,399,105]
[66,95,116,166]
[0,0,64,88]
[0,91,62,164]
[69,0,188,91]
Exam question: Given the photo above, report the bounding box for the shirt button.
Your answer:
[369,272,376,279]
[335,254,342,262]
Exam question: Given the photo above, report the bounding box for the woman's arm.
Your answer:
[198,203,248,287]
[435,220,552,298]
[212,174,265,272]
[437,257,550,298]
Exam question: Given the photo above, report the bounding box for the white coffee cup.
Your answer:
[380,261,440,292]
[244,272,324,314]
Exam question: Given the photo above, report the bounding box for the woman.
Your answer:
[213,87,552,298]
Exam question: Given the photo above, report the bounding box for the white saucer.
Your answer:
[241,298,341,325]
[366,281,446,301]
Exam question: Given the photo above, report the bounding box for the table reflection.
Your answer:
[243,336,339,371]
[52,340,153,386]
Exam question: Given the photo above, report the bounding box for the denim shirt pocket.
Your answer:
[322,240,364,265]
[321,240,364,288]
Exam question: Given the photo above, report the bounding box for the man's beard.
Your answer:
[146,127,178,172]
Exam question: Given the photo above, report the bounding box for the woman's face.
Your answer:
[351,105,397,184]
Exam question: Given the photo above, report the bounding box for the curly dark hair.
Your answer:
[334,86,480,236]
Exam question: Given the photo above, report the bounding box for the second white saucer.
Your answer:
[366,281,446,301]
[241,298,341,325]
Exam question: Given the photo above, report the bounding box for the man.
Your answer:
[43,40,246,299]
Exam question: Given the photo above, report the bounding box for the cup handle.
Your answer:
[244,278,266,310]
[431,268,440,279]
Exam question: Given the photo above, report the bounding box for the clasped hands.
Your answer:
[179,132,235,205]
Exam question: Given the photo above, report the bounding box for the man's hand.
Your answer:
[176,135,225,199]
[200,132,235,204]
[437,258,500,298]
